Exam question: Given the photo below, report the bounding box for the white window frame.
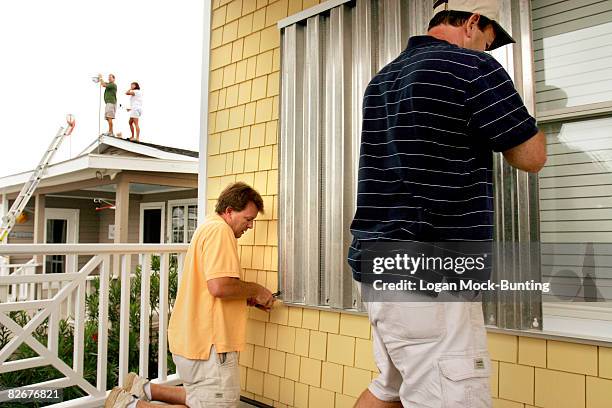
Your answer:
[529,0,612,336]
[166,199,198,243]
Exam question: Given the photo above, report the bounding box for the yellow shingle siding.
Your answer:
[207,1,612,406]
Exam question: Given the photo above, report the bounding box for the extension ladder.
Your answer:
[0,115,76,243]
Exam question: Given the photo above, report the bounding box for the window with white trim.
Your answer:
[533,0,612,338]
[167,199,198,244]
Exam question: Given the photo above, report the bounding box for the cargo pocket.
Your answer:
[438,355,492,408]
[377,302,446,343]
[204,352,240,407]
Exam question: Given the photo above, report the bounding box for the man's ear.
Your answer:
[465,13,481,36]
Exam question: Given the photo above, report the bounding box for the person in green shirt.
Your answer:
[98,73,117,136]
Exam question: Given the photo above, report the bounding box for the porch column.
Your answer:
[33,194,46,244]
[113,175,130,278]
[33,194,46,272]
[0,193,7,244]
[0,194,7,226]
[114,175,130,244]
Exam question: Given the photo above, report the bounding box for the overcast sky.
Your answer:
[0,0,204,178]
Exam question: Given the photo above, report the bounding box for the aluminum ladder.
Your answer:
[0,115,75,243]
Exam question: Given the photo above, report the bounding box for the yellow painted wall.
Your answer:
[207,1,612,407]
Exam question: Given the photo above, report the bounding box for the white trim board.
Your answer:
[80,136,198,162]
[277,0,351,28]
[198,0,212,226]
[542,302,612,340]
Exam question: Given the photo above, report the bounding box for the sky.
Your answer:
[0,0,204,178]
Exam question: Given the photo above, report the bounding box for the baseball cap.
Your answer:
[432,0,515,50]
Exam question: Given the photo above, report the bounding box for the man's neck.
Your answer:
[427,26,464,48]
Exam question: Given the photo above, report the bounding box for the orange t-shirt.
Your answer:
[168,213,247,360]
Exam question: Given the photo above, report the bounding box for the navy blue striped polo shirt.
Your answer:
[348,36,538,281]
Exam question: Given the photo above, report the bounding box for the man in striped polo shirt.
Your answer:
[349,1,546,407]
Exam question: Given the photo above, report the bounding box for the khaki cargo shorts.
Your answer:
[173,346,240,408]
[105,103,116,119]
[364,293,492,407]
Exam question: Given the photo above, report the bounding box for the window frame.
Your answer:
[527,0,612,335]
[166,199,198,244]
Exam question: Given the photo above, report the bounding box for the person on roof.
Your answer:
[98,73,117,137]
[126,82,143,141]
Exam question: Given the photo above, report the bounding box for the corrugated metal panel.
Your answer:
[322,4,353,309]
[280,0,545,325]
[485,0,543,330]
[304,15,324,306]
[280,23,304,304]
[279,0,414,309]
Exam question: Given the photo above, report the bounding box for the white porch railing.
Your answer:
[0,243,188,407]
[0,257,39,303]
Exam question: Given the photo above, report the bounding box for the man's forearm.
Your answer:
[209,277,259,300]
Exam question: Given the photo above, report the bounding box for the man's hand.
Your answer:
[207,277,275,311]
[251,285,275,311]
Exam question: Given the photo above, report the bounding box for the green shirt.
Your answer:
[104,82,117,104]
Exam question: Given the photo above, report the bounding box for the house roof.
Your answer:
[129,140,199,158]
[80,136,199,160]
[0,136,199,194]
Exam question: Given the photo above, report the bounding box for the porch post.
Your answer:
[114,175,130,244]
[0,194,7,245]
[113,175,130,278]
[113,174,132,384]
[33,194,46,244]
[33,194,46,272]
[0,194,7,225]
